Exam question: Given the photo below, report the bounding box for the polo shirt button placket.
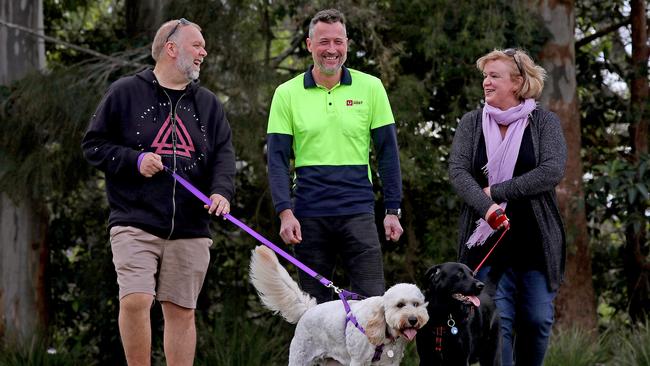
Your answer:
[326,90,333,112]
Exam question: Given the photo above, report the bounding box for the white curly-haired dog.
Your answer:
[249,245,429,366]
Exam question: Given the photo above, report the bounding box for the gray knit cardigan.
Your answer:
[449,107,567,291]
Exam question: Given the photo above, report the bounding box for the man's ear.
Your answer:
[164,41,177,58]
[305,37,313,53]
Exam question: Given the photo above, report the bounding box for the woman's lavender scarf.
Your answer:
[466,98,537,248]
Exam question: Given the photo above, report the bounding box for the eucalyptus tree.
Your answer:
[0,0,48,345]
[527,0,598,330]
[576,0,649,323]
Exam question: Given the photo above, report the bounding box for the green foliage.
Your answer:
[0,56,146,202]
[44,0,128,63]
[0,335,94,366]
[586,155,650,230]
[585,154,650,322]
[544,327,611,366]
[398,342,420,366]
[46,180,125,364]
[611,321,650,366]
[576,0,649,323]
[193,301,294,366]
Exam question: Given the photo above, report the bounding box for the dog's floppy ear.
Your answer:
[424,265,441,283]
[364,302,386,346]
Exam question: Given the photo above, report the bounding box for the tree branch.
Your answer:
[269,29,304,69]
[576,19,631,49]
[0,19,146,68]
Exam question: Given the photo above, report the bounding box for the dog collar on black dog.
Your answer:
[434,315,459,353]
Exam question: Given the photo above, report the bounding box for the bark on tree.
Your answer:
[0,0,48,343]
[625,0,649,322]
[629,0,648,158]
[528,0,598,330]
[0,0,44,85]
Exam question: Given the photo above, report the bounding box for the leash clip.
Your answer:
[326,282,342,294]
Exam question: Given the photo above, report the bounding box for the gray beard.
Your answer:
[176,53,199,81]
[317,62,342,76]
[316,55,346,76]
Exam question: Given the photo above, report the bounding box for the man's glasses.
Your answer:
[504,48,524,76]
[166,18,190,42]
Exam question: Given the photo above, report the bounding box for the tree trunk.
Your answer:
[629,0,649,158]
[0,198,48,343]
[528,0,598,331]
[0,0,44,85]
[0,0,48,343]
[625,0,649,322]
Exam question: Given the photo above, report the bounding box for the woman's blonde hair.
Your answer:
[476,48,546,99]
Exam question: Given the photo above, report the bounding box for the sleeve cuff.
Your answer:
[275,202,292,214]
[384,200,401,210]
[137,152,146,173]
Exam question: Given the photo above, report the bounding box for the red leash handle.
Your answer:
[487,208,510,230]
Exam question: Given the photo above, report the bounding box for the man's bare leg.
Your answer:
[119,293,154,366]
[161,301,196,366]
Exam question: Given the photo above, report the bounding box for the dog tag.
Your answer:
[450,326,459,335]
[387,350,394,358]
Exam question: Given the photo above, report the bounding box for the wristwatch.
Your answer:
[385,208,402,219]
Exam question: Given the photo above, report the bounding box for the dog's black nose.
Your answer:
[475,281,485,290]
[408,316,418,326]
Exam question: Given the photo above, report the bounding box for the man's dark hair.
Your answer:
[308,9,347,38]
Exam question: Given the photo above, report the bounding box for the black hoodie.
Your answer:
[82,69,236,239]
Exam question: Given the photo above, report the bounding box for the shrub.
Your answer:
[611,321,650,366]
[541,326,610,366]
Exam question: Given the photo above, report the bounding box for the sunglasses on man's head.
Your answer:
[166,18,191,42]
[504,48,524,76]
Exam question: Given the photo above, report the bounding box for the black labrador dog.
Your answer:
[416,262,500,365]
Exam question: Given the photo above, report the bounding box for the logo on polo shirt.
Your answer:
[346,99,363,106]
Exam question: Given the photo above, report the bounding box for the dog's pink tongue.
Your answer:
[468,295,481,307]
[403,328,417,341]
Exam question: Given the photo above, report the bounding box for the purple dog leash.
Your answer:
[165,167,394,360]
[164,166,364,302]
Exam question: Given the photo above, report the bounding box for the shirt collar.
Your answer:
[303,65,352,89]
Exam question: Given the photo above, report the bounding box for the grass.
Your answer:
[4,317,650,365]
[610,321,650,366]
[193,313,293,366]
[0,336,92,366]
[544,326,610,366]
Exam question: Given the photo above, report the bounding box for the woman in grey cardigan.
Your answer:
[449,48,567,366]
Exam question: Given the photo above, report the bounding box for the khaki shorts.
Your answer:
[109,226,212,309]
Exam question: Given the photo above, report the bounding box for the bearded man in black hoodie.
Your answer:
[82,19,235,366]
